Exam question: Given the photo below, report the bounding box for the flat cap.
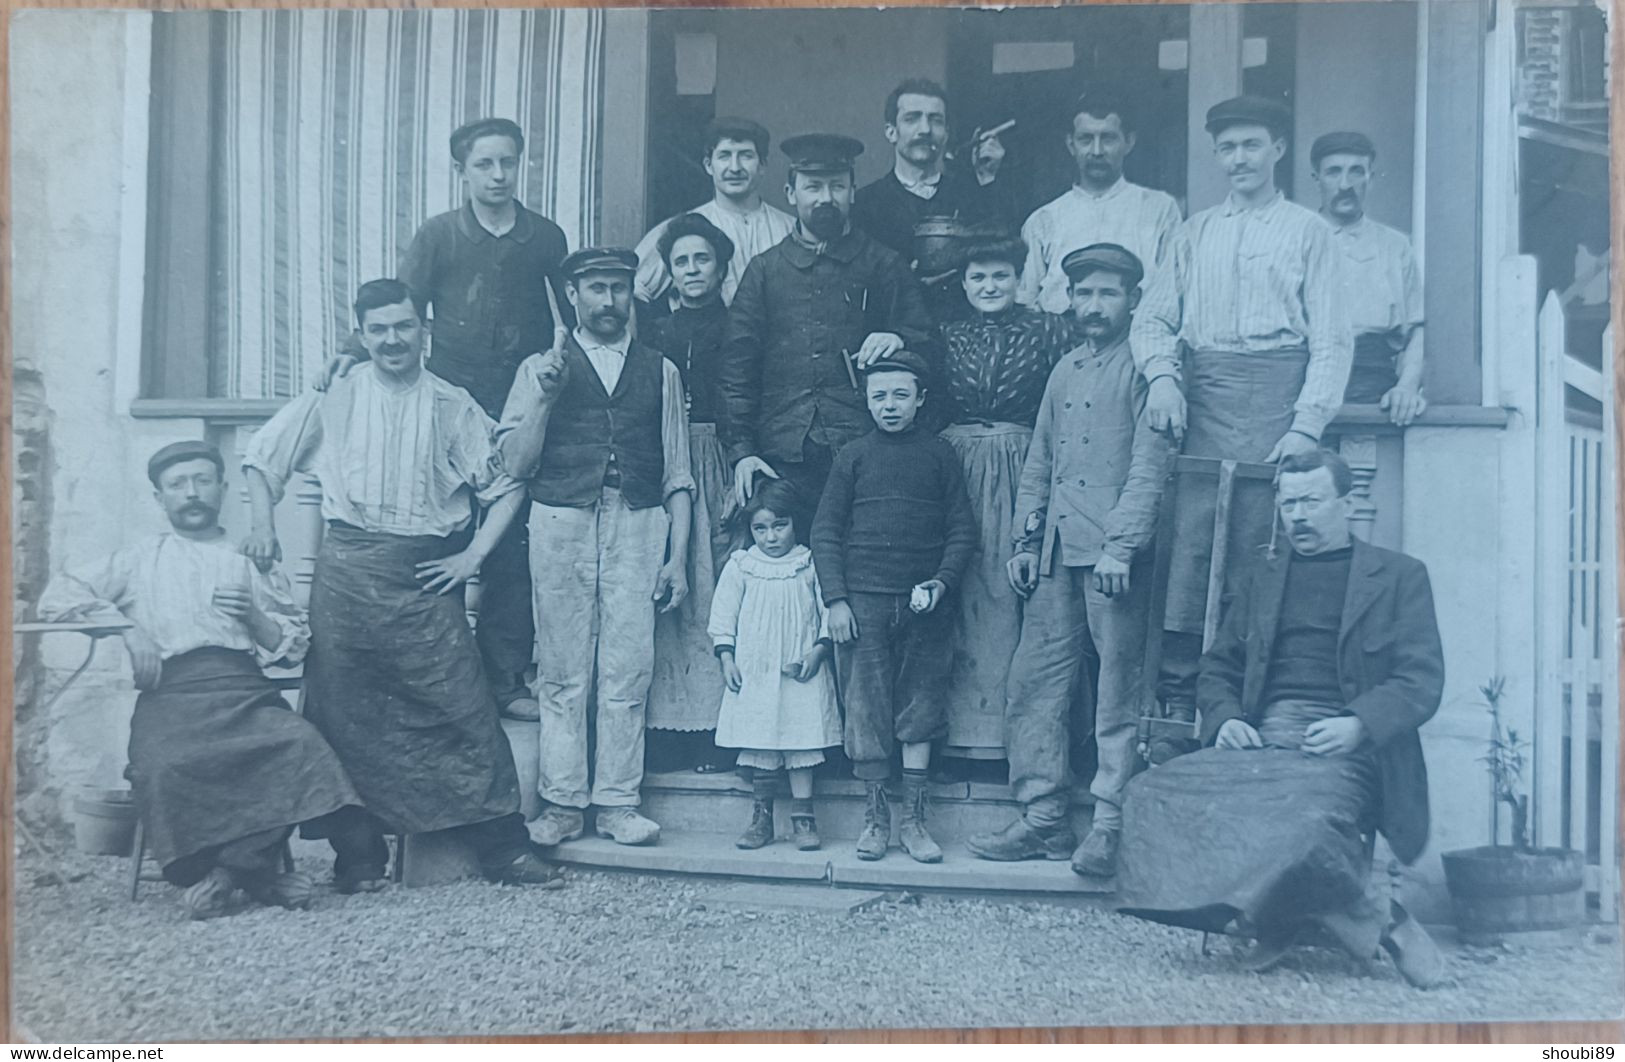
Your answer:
[781,133,865,173]
[560,246,639,278]
[1061,242,1145,290]
[1204,95,1291,138]
[862,349,931,381]
[148,440,224,486]
[1310,130,1377,167]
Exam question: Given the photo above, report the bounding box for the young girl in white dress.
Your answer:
[707,480,842,851]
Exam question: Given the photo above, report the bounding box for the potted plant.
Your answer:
[1440,677,1586,941]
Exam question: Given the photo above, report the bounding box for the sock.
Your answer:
[789,798,815,818]
[752,771,779,801]
[902,767,929,790]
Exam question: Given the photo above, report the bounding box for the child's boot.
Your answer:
[736,771,777,850]
[789,798,820,851]
[855,781,890,860]
[899,768,943,864]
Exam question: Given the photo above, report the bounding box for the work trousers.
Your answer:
[530,486,668,809]
[837,590,953,782]
[1006,561,1151,832]
[476,517,535,706]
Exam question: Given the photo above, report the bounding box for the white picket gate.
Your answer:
[1536,292,1619,921]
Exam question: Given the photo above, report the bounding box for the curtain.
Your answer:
[210,9,605,398]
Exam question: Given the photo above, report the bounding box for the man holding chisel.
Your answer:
[721,133,937,535]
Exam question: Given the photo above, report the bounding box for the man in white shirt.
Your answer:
[1018,89,1182,315]
[38,441,362,920]
[244,280,564,893]
[634,117,794,307]
[497,248,696,849]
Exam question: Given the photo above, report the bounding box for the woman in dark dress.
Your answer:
[641,214,737,766]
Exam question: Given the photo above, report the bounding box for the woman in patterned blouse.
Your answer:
[938,236,1082,766]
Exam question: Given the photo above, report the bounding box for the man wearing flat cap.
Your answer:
[1311,131,1427,425]
[723,132,937,535]
[39,441,363,919]
[1130,95,1352,757]
[967,244,1173,877]
[497,247,696,848]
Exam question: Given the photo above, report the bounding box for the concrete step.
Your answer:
[639,768,1096,844]
[547,829,1115,896]
[502,718,1097,844]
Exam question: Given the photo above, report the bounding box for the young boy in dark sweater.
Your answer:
[811,351,978,862]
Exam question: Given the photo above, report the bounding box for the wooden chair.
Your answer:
[1136,455,1281,761]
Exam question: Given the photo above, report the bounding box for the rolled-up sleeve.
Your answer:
[1129,226,1188,386]
[448,399,522,506]
[660,359,696,499]
[242,390,323,504]
[37,550,132,627]
[1293,222,1354,439]
[249,564,311,668]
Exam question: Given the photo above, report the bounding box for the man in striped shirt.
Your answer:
[1130,95,1352,759]
[1017,90,1183,315]
[1310,131,1428,425]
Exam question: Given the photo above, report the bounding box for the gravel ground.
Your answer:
[14,843,1623,1040]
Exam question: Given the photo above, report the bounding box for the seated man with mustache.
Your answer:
[38,441,364,919]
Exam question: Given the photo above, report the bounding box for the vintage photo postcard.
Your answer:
[10,0,1623,1041]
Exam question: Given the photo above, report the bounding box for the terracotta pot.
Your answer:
[71,787,137,856]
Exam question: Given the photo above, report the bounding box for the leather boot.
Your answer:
[899,771,943,864]
[736,772,778,849]
[855,782,890,860]
[789,797,820,851]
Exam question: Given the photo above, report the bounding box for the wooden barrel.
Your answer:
[1441,845,1586,936]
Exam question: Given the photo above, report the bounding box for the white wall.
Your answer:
[13,10,173,793]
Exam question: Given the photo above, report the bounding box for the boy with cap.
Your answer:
[1130,95,1352,759]
[38,441,364,919]
[633,117,795,307]
[1310,130,1427,424]
[322,117,573,722]
[965,244,1172,877]
[810,351,977,862]
[497,247,695,847]
[722,132,937,538]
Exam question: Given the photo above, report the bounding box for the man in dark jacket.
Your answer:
[721,133,937,535]
[1116,448,1446,988]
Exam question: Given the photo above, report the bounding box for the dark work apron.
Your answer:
[303,523,523,834]
[1344,333,1401,405]
[1165,348,1308,632]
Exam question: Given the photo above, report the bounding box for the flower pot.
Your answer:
[1441,845,1585,937]
[71,787,138,856]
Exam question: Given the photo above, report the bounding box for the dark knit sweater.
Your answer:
[810,424,978,603]
[1261,545,1354,707]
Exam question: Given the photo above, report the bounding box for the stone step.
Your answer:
[547,829,1115,896]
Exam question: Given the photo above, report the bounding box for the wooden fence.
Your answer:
[1536,292,1618,921]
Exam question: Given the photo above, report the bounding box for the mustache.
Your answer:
[1080,314,1110,327]
[379,343,411,356]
